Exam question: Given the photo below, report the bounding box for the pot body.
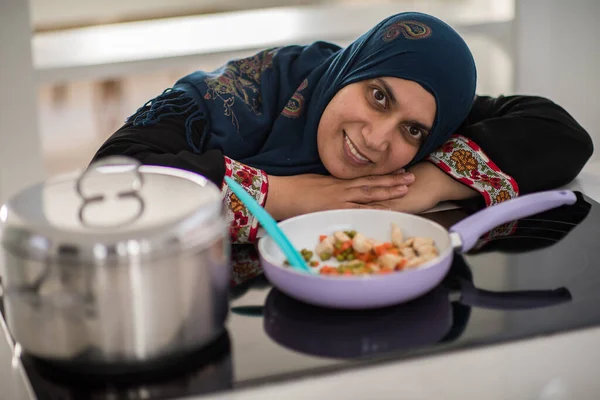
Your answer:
[2,231,230,366]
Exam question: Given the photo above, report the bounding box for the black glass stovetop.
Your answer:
[2,192,600,400]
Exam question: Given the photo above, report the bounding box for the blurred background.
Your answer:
[1,0,598,202]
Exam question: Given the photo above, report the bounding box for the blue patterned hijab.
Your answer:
[131,12,477,176]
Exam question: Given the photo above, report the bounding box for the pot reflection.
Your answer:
[19,332,233,400]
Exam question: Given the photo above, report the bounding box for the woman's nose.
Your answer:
[363,120,395,152]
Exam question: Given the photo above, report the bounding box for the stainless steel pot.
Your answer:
[0,157,230,370]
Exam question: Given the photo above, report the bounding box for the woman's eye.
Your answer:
[372,88,387,108]
[408,126,423,140]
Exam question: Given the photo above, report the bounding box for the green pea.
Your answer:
[320,252,332,261]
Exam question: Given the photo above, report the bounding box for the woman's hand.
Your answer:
[367,161,479,214]
[266,171,415,221]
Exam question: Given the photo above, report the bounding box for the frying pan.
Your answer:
[258,190,577,309]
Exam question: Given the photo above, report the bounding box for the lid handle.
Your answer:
[76,156,144,201]
[76,157,146,228]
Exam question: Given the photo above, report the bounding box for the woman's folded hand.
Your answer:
[265,170,415,221]
[367,161,478,214]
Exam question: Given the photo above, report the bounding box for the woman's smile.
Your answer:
[343,132,372,166]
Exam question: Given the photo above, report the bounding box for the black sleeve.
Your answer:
[459,95,594,194]
[450,95,594,212]
[91,114,225,188]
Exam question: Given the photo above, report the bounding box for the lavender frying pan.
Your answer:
[258,190,577,309]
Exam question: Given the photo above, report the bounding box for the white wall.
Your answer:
[514,0,599,160]
[0,0,44,203]
[29,0,318,28]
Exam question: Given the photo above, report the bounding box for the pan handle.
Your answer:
[456,278,572,310]
[449,190,577,253]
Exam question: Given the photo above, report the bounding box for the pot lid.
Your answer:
[0,157,225,264]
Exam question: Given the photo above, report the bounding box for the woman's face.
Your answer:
[317,77,436,179]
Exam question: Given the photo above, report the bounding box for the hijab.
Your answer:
[130,12,477,176]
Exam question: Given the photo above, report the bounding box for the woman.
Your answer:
[92,12,593,245]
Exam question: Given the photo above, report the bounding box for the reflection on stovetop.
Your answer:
[3,192,600,399]
[19,333,232,400]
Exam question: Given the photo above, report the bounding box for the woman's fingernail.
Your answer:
[397,185,408,191]
[404,173,415,182]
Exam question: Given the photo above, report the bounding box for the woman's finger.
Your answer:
[347,184,408,203]
[346,202,392,211]
[349,172,415,188]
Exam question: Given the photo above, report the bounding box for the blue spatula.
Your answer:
[224,176,311,273]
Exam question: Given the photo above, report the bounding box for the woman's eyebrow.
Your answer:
[374,78,398,108]
[407,120,432,135]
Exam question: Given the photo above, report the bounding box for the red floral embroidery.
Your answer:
[426,134,519,207]
[470,170,503,190]
[222,157,268,244]
[236,169,254,187]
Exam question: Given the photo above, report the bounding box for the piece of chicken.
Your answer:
[405,257,425,268]
[413,237,435,247]
[400,247,417,259]
[334,231,351,243]
[351,232,372,253]
[315,236,335,261]
[414,244,438,257]
[378,253,405,270]
[391,223,404,248]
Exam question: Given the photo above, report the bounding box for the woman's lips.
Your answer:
[343,133,372,166]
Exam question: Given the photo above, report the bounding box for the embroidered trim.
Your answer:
[382,20,432,42]
[282,78,309,118]
[204,48,279,131]
[426,134,520,207]
[222,157,269,244]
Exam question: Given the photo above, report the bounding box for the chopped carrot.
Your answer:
[386,248,400,256]
[374,243,393,256]
[395,259,407,270]
[355,252,372,262]
[343,270,353,276]
[340,241,352,251]
[333,241,352,256]
[319,235,328,242]
[378,267,394,274]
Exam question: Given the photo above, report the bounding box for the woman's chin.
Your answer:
[325,163,368,180]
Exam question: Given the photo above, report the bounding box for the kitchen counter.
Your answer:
[193,161,600,400]
[2,161,600,400]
